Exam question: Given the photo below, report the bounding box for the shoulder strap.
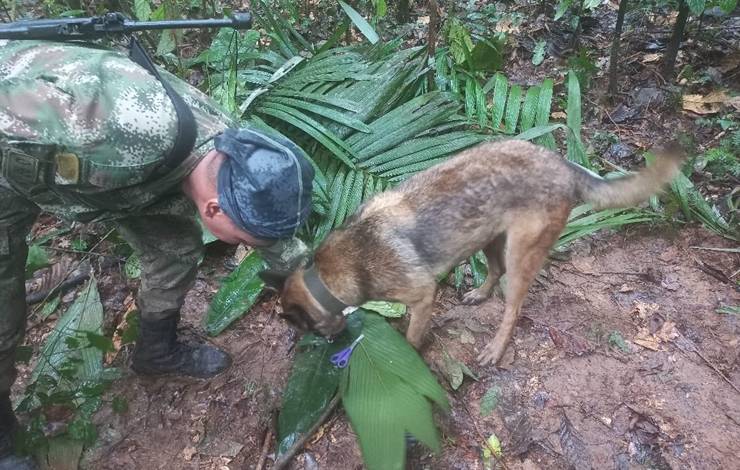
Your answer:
[127,37,197,171]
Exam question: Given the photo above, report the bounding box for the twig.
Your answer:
[689,246,740,253]
[29,229,115,313]
[255,409,278,470]
[272,394,341,470]
[25,270,90,305]
[677,335,740,395]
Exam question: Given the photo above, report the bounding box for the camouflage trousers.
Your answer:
[0,184,204,395]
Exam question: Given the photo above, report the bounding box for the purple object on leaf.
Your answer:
[330,334,365,368]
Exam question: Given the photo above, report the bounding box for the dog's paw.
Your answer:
[477,343,505,366]
[461,288,491,305]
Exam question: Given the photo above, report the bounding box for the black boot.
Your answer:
[131,314,231,379]
[0,393,38,470]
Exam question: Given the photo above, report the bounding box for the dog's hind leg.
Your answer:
[478,209,569,366]
[462,233,507,305]
[404,285,438,349]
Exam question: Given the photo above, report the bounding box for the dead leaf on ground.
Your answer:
[631,301,661,321]
[559,412,592,470]
[633,321,678,351]
[499,394,532,456]
[551,111,568,120]
[642,53,661,63]
[548,326,595,357]
[106,294,137,364]
[682,91,731,115]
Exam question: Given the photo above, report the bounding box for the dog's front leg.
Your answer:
[404,288,437,349]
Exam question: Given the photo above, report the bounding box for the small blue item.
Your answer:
[330,334,365,368]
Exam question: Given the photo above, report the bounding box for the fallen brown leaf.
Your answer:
[682,91,731,115]
[642,53,661,63]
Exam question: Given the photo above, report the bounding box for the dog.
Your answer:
[260,140,683,365]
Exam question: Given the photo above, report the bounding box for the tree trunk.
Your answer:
[662,0,690,79]
[397,0,410,23]
[607,0,629,100]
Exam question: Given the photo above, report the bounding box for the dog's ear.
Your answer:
[258,270,289,291]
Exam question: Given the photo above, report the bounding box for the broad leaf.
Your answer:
[32,278,104,385]
[360,301,407,318]
[204,250,265,336]
[25,244,49,279]
[277,323,360,456]
[342,311,448,470]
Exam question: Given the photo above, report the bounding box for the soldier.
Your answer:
[0,39,313,469]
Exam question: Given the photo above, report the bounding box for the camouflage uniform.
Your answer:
[0,40,306,394]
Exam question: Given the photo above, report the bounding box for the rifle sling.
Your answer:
[128,37,197,172]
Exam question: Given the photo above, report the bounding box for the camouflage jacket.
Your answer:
[0,39,237,222]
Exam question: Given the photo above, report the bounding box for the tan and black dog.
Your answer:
[260,140,682,365]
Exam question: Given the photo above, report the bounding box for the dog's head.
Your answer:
[259,268,346,338]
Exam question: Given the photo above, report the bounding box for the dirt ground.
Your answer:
[40,225,732,470]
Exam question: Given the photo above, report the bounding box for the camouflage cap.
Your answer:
[215,127,314,240]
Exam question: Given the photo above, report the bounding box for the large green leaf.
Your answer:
[32,278,104,384]
[276,325,359,456]
[204,251,265,336]
[342,311,448,470]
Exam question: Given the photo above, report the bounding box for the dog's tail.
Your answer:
[569,151,684,210]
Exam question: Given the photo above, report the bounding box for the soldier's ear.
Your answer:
[258,270,289,291]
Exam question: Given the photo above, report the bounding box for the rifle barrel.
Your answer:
[0,12,253,40]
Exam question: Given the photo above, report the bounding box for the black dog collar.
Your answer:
[302,262,349,315]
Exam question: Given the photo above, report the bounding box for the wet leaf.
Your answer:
[134,0,151,20]
[559,412,592,470]
[39,296,61,320]
[442,352,464,390]
[361,301,407,318]
[26,244,49,279]
[68,416,97,446]
[204,251,265,336]
[277,322,359,456]
[482,433,503,462]
[32,278,104,385]
[532,40,546,66]
[124,253,141,279]
[15,345,33,364]
[480,386,501,416]
[85,332,115,353]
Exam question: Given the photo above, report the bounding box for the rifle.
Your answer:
[0,11,253,40]
[0,11,254,171]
